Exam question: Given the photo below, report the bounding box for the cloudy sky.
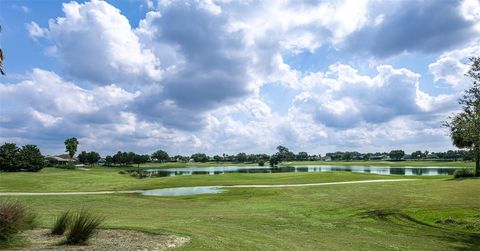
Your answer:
[1,0,480,156]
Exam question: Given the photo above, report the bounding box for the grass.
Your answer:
[0,167,416,192]
[1,166,479,250]
[0,200,37,248]
[64,210,104,245]
[1,177,478,250]
[51,210,70,235]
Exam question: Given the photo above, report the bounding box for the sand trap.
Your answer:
[10,229,190,251]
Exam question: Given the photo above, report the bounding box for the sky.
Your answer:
[1,0,480,156]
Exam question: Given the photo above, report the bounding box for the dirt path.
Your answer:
[0,179,417,196]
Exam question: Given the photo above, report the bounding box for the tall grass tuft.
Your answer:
[0,200,36,246]
[64,210,104,245]
[51,211,71,235]
[453,168,475,178]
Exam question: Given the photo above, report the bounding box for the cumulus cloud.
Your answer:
[44,0,162,85]
[346,0,480,57]
[4,0,473,155]
[429,42,480,88]
[290,64,458,128]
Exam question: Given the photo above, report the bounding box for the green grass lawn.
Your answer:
[1,168,479,250]
[0,167,411,192]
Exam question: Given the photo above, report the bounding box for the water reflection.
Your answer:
[143,165,457,177]
[142,186,224,196]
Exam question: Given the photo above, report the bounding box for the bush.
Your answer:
[0,200,36,242]
[64,210,104,245]
[258,160,265,166]
[0,143,45,172]
[453,168,475,178]
[51,211,71,235]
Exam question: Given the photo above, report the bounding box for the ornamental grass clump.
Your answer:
[51,211,71,235]
[64,210,104,245]
[0,200,36,246]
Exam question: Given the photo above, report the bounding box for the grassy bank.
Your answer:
[2,176,479,250]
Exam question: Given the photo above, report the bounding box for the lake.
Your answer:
[143,165,459,177]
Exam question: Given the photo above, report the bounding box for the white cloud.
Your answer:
[25,22,47,39]
[429,42,480,89]
[291,64,458,128]
[44,0,162,85]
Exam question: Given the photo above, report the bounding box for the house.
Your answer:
[45,154,77,165]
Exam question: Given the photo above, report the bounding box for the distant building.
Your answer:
[45,155,77,165]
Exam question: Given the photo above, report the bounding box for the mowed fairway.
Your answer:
[1,168,479,250]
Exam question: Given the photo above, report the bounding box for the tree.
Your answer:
[191,153,208,162]
[152,149,169,162]
[0,143,19,171]
[213,155,222,162]
[78,151,89,165]
[105,155,113,166]
[235,152,247,163]
[64,137,79,162]
[269,155,279,167]
[296,152,309,161]
[18,145,45,172]
[87,152,101,166]
[133,154,148,167]
[444,57,480,176]
[389,150,405,161]
[275,145,295,162]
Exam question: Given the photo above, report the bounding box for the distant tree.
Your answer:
[275,145,295,162]
[444,57,480,176]
[0,143,19,171]
[152,149,170,162]
[105,155,113,166]
[18,145,45,172]
[191,153,208,162]
[258,159,265,166]
[269,155,279,167]
[133,154,149,167]
[235,152,247,163]
[296,152,309,161]
[78,151,89,165]
[87,152,101,166]
[173,155,188,162]
[213,155,222,162]
[64,137,79,162]
[343,152,353,161]
[389,150,405,161]
[411,150,423,160]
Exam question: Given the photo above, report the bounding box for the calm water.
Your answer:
[144,165,458,177]
[142,186,224,196]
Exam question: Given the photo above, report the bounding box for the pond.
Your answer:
[143,165,459,177]
[141,186,224,196]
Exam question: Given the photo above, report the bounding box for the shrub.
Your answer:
[64,210,104,245]
[258,160,265,166]
[51,211,71,235]
[0,200,36,242]
[453,168,475,178]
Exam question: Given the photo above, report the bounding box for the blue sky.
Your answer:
[1,0,480,156]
